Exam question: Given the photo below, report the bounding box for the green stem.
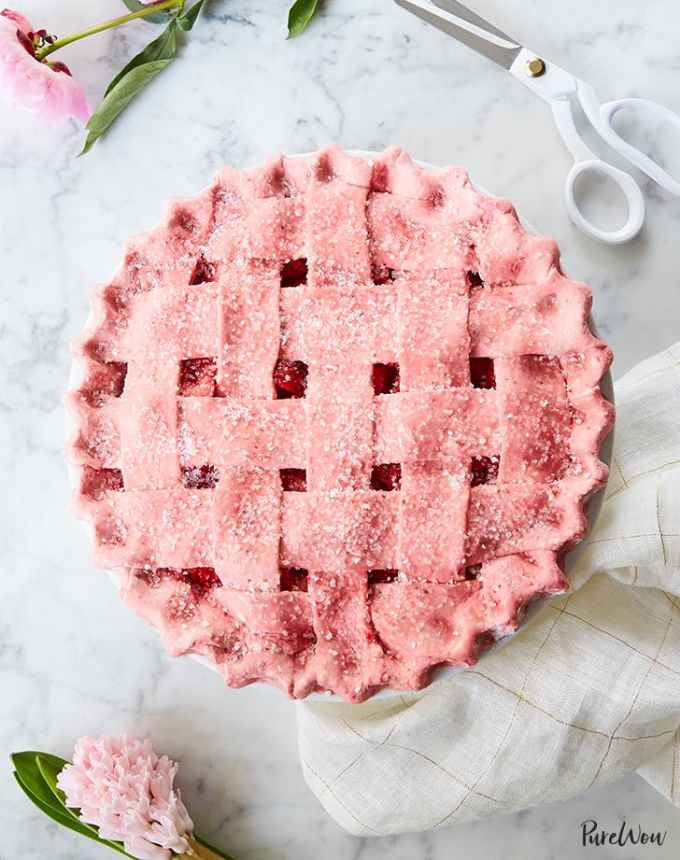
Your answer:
[36,0,183,60]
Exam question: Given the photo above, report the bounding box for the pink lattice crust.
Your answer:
[67,146,614,702]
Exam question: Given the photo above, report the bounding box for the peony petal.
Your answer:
[0,8,32,34]
[0,14,90,122]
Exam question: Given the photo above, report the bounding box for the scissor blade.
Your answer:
[394,0,522,70]
[430,0,517,44]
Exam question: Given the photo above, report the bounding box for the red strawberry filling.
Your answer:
[368,569,399,584]
[471,455,499,486]
[280,567,309,592]
[280,468,307,492]
[152,567,222,599]
[372,265,395,285]
[371,463,402,491]
[464,564,482,580]
[280,258,308,288]
[470,357,496,389]
[372,362,400,395]
[190,255,216,285]
[273,360,308,399]
[178,357,217,396]
[181,567,222,598]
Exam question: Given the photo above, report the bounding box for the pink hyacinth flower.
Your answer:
[57,735,194,860]
[0,9,90,122]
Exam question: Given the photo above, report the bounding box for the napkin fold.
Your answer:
[296,343,680,837]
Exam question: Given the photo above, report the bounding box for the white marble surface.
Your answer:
[1,0,680,857]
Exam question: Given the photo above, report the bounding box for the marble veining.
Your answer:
[1,0,679,857]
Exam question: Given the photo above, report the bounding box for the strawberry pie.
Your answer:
[67,146,614,702]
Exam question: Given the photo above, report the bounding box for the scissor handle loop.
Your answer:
[598,97,680,196]
[564,158,645,245]
[576,83,680,197]
[549,96,645,244]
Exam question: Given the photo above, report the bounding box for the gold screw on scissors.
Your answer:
[526,57,546,78]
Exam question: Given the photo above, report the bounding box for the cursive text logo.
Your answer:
[581,819,667,848]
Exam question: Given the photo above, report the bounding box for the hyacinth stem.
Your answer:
[35,0,184,60]
[185,836,233,859]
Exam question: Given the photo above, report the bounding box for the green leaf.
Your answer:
[12,752,71,814]
[14,773,98,838]
[105,20,177,96]
[35,753,72,806]
[177,0,207,30]
[81,18,179,154]
[120,0,174,24]
[11,752,135,858]
[287,0,320,37]
[81,56,175,155]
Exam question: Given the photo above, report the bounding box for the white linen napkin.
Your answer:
[296,343,680,836]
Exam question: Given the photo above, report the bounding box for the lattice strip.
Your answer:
[469,273,597,357]
[398,465,469,582]
[281,491,399,572]
[217,260,280,398]
[306,364,374,492]
[396,267,471,390]
[212,467,281,591]
[178,398,306,469]
[496,354,571,484]
[118,361,180,491]
[465,482,586,565]
[376,388,501,468]
[217,589,314,655]
[305,166,371,289]
[308,572,383,695]
[280,285,398,363]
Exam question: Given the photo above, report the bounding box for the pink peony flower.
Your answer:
[57,735,194,860]
[0,8,90,122]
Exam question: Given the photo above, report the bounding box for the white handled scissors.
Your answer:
[395,0,680,244]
